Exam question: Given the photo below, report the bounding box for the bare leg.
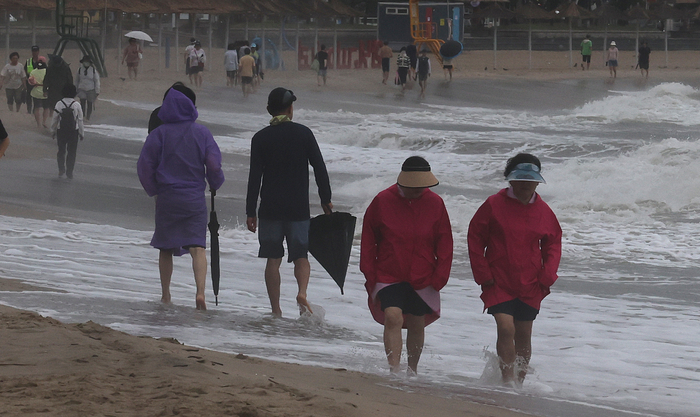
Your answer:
[264,258,283,316]
[493,313,517,383]
[189,246,207,310]
[405,314,425,374]
[34,107,43,127]
[514,320,533,383]
[293,257,312,314]
[159,250,174,304]
[383,306,404,373]
[42,107,51,127]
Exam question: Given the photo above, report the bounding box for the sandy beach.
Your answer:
[2,46,700,416]
[1,280,533,417]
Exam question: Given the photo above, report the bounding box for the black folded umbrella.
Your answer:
[308,211,356,295]
[440,40,464,58]
[207,189,220,306]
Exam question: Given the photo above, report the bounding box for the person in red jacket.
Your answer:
[361,156,453,375]
[468,153,562,386]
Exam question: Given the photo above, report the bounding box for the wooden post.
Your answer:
[175,13,179,73]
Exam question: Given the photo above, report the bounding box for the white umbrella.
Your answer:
[124,30,153,43]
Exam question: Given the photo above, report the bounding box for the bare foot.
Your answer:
[161,294,171,304]
[196,295,207,311]
[296,294,313,315]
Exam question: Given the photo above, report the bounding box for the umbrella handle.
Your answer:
[210,189,216,210]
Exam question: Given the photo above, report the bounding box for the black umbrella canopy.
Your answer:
[308,212,356,295]
[440,40,463,58]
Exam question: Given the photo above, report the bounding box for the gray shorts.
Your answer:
[318,69,327,77]
[258,219,310,262]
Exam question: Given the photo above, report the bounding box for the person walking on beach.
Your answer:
[396,47,410,90]
[361,156,453,375]
[44,55,73,111]
[406,44,418,80]
[121,38,142,80]
[246,87,333,317]
[1,52,27,112]
[75,55,100,121]
[442,56,453,81]
[189,41,206,88]
[607,41,619,78]
[638,41,651,79]
[239,48,256,98]
[50,84,83,179]
[224,43,238,87]
[24,45,41,114]
[137,85,225,311]
[0,118,10,158]
[315,44,329,86]
[468,153,561,386]
[184,37,196,78]
[580,34,592,70]
[28,56,50,128]
[379,41,393,85]
[416,49,431,99]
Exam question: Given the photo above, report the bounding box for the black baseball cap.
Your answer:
[31,45,40,51]
[267,87,296,114]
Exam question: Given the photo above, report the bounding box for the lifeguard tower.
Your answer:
[54,0,107,77]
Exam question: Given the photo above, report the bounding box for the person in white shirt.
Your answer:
[184,37,196,80]
[75,55,100,121]
[189,41,206,87]
[50,84,84,179]
[224,43,239,87]
[0,52,27,112]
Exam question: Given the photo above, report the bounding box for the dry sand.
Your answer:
[2,46,699,417]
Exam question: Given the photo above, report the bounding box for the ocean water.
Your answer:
[2,81,700,417]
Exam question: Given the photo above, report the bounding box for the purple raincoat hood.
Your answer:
[158,89,198,123]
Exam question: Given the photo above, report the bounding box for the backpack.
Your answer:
[55,99,76,133]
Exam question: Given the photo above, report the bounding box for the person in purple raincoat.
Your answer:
[137,85,225,310]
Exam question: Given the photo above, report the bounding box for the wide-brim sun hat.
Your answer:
[397,156,439,188]
[506,163,546,183]
[80,55,92,63]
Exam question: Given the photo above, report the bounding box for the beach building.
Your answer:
[377,1,465,46]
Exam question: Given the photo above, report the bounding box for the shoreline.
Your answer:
[0,284,534,417]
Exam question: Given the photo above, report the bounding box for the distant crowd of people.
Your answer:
[0,46,100,179]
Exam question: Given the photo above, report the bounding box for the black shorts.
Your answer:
[418,73,428,82]
[377,282,432,316]
[32,97,49,109]
[488,298,539,321]
[582,54,591,63]
[241,76,253,84]
[189,66,202,74]
[382,57,390,72]
[226,70,237,78]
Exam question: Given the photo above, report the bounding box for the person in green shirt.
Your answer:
[580,34,592,71]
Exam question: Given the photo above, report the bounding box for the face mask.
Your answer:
[83,62,91,68]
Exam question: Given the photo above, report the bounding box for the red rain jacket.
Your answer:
[468,188,562,310]
[361,185,453,325]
